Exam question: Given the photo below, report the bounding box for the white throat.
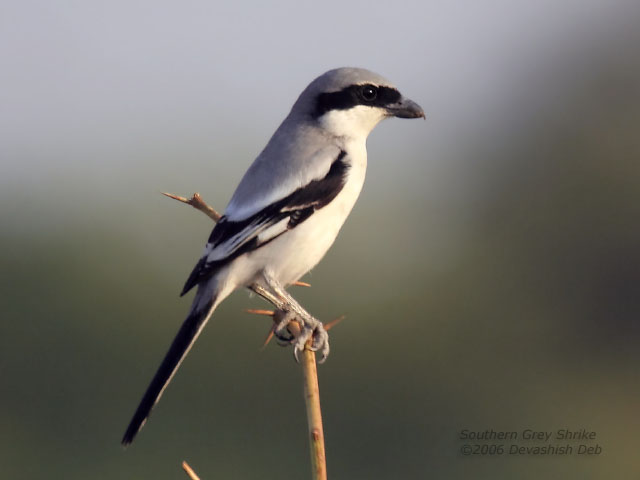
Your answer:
[319,105,387,142]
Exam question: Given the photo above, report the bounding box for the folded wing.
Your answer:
[180,150,348,296]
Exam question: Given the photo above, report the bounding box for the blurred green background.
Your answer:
[2,1,639,478]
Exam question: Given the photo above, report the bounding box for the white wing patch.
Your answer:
[205,218,277,262]
[257,218,290,244]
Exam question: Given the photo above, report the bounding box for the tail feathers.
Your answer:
[121,292,217,446]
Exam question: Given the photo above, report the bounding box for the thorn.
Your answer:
[245,308,274,317]
[325,315,345,331]
[162,191,222,222]
[182,461,201,480]
[260,325,276,350]
[162,192,189,203]
[292,281,311,288]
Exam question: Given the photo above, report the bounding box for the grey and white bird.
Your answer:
[122,67,424,445]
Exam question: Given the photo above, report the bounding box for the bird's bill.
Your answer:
[385,97,425,119]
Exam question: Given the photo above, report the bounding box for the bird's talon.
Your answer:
[274,310,295,336]
[319,342,330,363]
[293,345,303,363]
[310,324,328,349]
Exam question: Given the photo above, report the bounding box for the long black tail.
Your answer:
[121,292,217,446]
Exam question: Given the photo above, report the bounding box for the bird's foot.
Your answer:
[274,309,330,363]
[272,321,294,345]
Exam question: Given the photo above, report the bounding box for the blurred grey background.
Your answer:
[1,0,639,478]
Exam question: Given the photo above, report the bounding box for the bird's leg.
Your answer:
[249,283,297,344]
[251,274,330,363]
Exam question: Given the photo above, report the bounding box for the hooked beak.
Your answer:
[385,97,425,119]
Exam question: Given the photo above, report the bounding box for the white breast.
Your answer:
[229,142,368,288]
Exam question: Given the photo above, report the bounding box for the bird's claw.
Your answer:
[274,310,296,340]
[292,326,313,362]
[292,323,329,363]
[311,325,330,363]
[273,327,294,344]
[274,309,330,363]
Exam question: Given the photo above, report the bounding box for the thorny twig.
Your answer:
[168,191,333,480]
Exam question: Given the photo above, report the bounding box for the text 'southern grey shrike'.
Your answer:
[122,67,424,445]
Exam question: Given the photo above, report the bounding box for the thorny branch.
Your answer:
[168,191,334,480]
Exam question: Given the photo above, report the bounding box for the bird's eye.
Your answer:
[361,85,378,101]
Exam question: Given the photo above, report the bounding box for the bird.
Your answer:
[122,67,424,445]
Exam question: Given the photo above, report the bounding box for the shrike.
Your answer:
[122,67,424,445]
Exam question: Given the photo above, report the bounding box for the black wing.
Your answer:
[180,150,348,295]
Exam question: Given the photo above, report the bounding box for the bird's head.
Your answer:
[291,67,424,141]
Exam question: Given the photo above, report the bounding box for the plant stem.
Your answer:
[302,348,327,480]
